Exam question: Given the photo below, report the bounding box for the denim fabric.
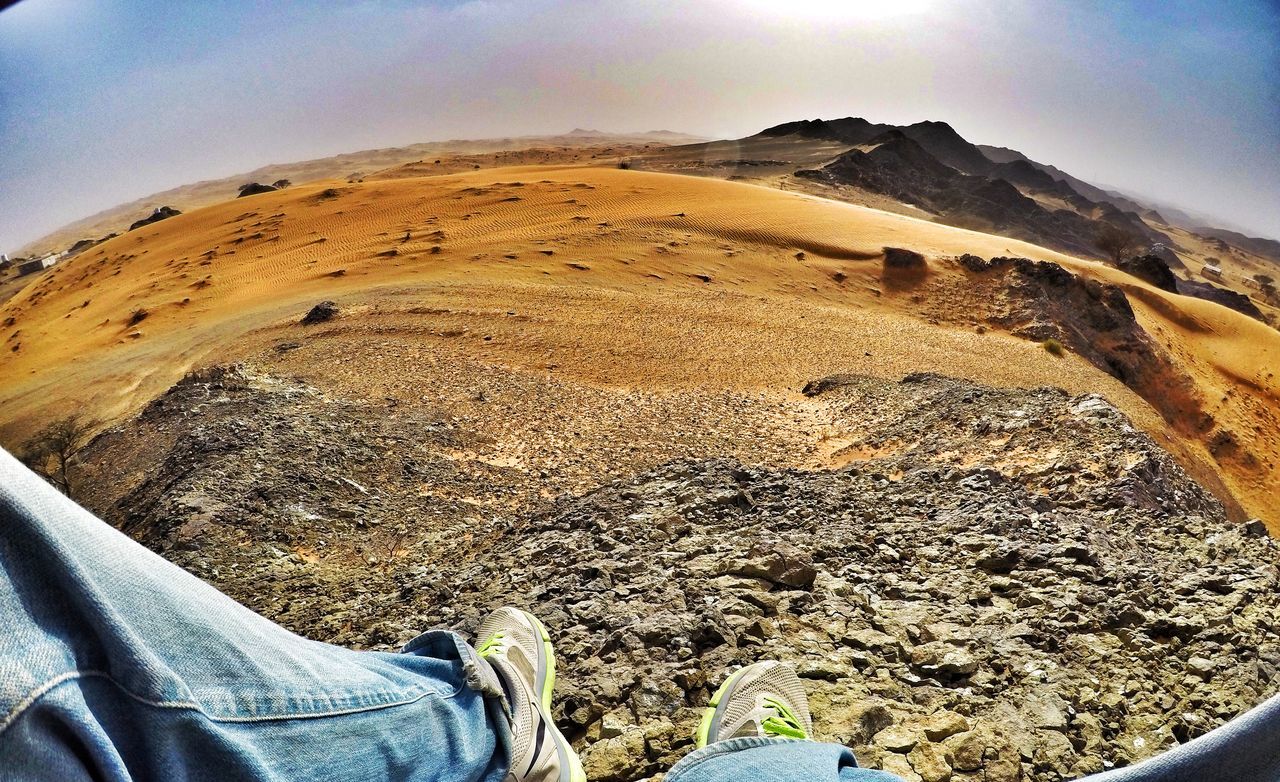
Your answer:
[663,695,1280,782]
[0,447,511,780]
[1077,690,1280,781]
[665,737,901,782]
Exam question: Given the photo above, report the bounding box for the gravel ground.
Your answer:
[70,366,1280,782]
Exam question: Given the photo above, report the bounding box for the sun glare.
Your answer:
[733,0,935,21]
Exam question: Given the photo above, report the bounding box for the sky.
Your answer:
[1,0,1278,254]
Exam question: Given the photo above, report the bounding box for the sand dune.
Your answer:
[1,165,1275,526]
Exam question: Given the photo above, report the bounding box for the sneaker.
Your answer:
[695,660,814,747]
[476,607,586,782]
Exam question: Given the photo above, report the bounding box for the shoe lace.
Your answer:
[476,630,506,658]
[760,696,808,739]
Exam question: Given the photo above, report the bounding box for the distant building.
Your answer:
[1202,264,1223,279]
[16,253,59,276]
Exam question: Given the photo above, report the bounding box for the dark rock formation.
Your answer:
[301,300,340,324]
[128,206,181,232]
[882,247,926,272]
[952,255,1204,428]
[796,136,1160,257]
[1176,278,1265,321]
[237,182,279,198]
[1118,253,1179,292]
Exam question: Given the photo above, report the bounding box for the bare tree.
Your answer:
[20,415,97,499]
[1095,224,1142,263]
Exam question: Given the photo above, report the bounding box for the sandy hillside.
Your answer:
[14,133,701,259]
[1,165,1276,527]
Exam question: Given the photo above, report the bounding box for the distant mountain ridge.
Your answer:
[764,117,1167,257]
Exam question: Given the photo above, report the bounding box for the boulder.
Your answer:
[301,301,340,324]
[1118,253,1178,292]
[884,247,927,272]
[237,182,279,198]
[723,540,817,589]
[128,206,181,231]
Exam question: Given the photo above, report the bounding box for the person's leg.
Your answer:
[0,446,510,781]
[1076,691,1280,782]
[666,661,902,782]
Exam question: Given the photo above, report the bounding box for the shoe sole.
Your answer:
[695,664,757,748]
[519,609,586,782]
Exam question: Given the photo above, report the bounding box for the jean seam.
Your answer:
[0,669,445,736]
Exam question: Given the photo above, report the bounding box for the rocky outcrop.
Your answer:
[301,300,340,324]
[1117,253,1178,292]
[1176,278,1265,321]
[128,206,181,231]
[952,255,1204,430]
[236,182,279,198]
[796,137,1160,258]
[72,367,1279,782]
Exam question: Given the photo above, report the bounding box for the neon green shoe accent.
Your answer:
[760,696,808,739]
[522,610,556,711]
[695,667,748,748]
[476,630,506,658]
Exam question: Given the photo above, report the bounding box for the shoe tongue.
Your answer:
[486,656,521,714]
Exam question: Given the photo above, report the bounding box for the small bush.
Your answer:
[128,308,149,326]
[1042,338,1065,357]
[617,160,632,170]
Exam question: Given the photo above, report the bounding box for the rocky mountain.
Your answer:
[765,117,1167,258]
[1191,227,1280,265]
[792,132,1160,257]
[977,145,1150,217]
[68,363,1278,782]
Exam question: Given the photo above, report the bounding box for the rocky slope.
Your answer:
[794,134,1162,257]
[71,366,1280,782]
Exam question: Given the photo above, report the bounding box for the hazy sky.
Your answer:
[2,0,1278,255]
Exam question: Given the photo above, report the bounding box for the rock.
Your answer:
[881,752,924,782]
[1242,519,1268,538]
[911,642,978,676]
[1023,696,1069,731]
[884,247,927,273]
[724,540,817,589]
[76,366,1280,782]
[301,301,340,324]
[875,725,922,753]
[1034,730,1078,777]
[1117,253,1178,292]
[976,546,1020,574]
[839,700,896,745]
[919,711,970,741]
[909,741,953,782]
[581,726,646,781]
[843,628,905,659]
[1187,656,1216,679]
[128,205,181,231]
[942,731,986,772]
[237,182,279,198]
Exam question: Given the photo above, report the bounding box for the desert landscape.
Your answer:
[2,122,1279,780]
[3,2,1279,780]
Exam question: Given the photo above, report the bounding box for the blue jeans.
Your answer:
[2,446,1279,781]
